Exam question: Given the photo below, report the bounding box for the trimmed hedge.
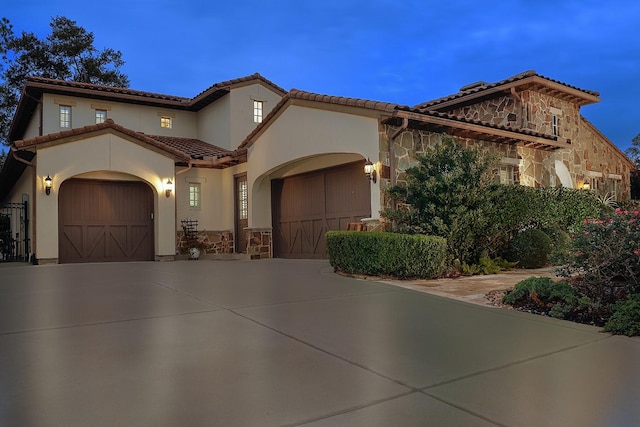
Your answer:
[326,231,447,279]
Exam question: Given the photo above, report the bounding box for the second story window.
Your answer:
[95,109,107,124]
[60,105,71,128]
[253,100,263,123]
[552,115,559,136]
[189,183,201,208]
[160,116,172,128]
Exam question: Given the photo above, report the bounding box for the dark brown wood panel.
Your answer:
[272,161,371,259]
[58,179,154,263]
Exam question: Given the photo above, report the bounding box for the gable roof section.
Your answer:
[239,88,569,151]
[190,73,287,110]
[13,119,188,161]
[239,89,403,149]
[416,70,601,111]
[9,73,287,141]
[12,119,243,167]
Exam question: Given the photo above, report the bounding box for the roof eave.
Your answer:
[423,75,601,111]
[393,110,570,151]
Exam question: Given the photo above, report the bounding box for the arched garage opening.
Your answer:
[58,178,155,263]
[271,159,371,259]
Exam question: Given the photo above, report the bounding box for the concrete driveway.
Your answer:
[0,260,638,426]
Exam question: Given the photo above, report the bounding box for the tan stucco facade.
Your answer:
[2,71,633,263]
[33,132,176,262]
[246,105,381,229]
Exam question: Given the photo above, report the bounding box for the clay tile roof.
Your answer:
[13,119,190,161]
[147,135,233,159]
[415,70,600,110]
[25,76,190,104]
[191,72,287,103]
[286,88,403,112]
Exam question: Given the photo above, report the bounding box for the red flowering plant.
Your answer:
[558,208,640,312]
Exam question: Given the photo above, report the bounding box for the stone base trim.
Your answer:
[37,258,58,265]
[155,255,175,262]
[176,230,234,255]
[246,228,272,259]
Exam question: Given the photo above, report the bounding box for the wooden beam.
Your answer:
[395,110,571,150]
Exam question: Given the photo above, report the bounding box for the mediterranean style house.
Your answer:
[0,70,634,264]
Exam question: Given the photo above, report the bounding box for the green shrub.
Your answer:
[604,294,640,336]
[557,209,640,307]
[326,231,447,279]
[507,229,552,268]
[455,252,517,275]
[382,136,499,264]
[502,277,580,319]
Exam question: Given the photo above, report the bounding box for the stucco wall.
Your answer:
[229,84,283,150]
[40,93,198,139]
[176,167,226,231]
[196,97,231,149]
[35,132,176,262]
[247,105,380,228]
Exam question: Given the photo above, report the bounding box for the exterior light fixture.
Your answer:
[364,159,377,183]
[44,175,53,195]
[582,182,591,190]
[165,179,174,198]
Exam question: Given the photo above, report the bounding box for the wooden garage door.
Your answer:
[58,179,154,263]
[272,161,371,259]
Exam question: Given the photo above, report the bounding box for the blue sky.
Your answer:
[4,0,640,152]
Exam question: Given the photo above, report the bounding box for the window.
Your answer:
[238,179,248,220]
[253,100,263,123]
[189,183,200,208]
[160,116,172,128]
[497,165,518,185]
[606,176,621,199]
[59,106,71,128]
[552,115,559,136]
[95,109,107,124]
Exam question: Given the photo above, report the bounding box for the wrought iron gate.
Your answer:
[0,200,29,262]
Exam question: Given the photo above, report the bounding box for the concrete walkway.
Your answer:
[0,260,638,426]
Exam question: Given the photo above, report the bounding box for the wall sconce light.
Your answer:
[582,182,591,190]
[44,175,52,195]
[364,159,377,183]
[165,179,173,198]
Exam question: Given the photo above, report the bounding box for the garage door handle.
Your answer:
[150,212,154,220]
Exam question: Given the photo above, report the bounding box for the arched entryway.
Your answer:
[58,179,155,263]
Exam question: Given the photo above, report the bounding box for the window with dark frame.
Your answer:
[552,115,559,136]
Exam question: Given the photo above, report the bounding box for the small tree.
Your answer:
[0,16,129,144]
[383,136,499,264]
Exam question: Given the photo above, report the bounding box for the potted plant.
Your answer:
[187,240,208,260]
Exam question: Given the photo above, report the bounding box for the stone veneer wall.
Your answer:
[429,90,632,199]
[176,230,234,255]
[246,228,272,259]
